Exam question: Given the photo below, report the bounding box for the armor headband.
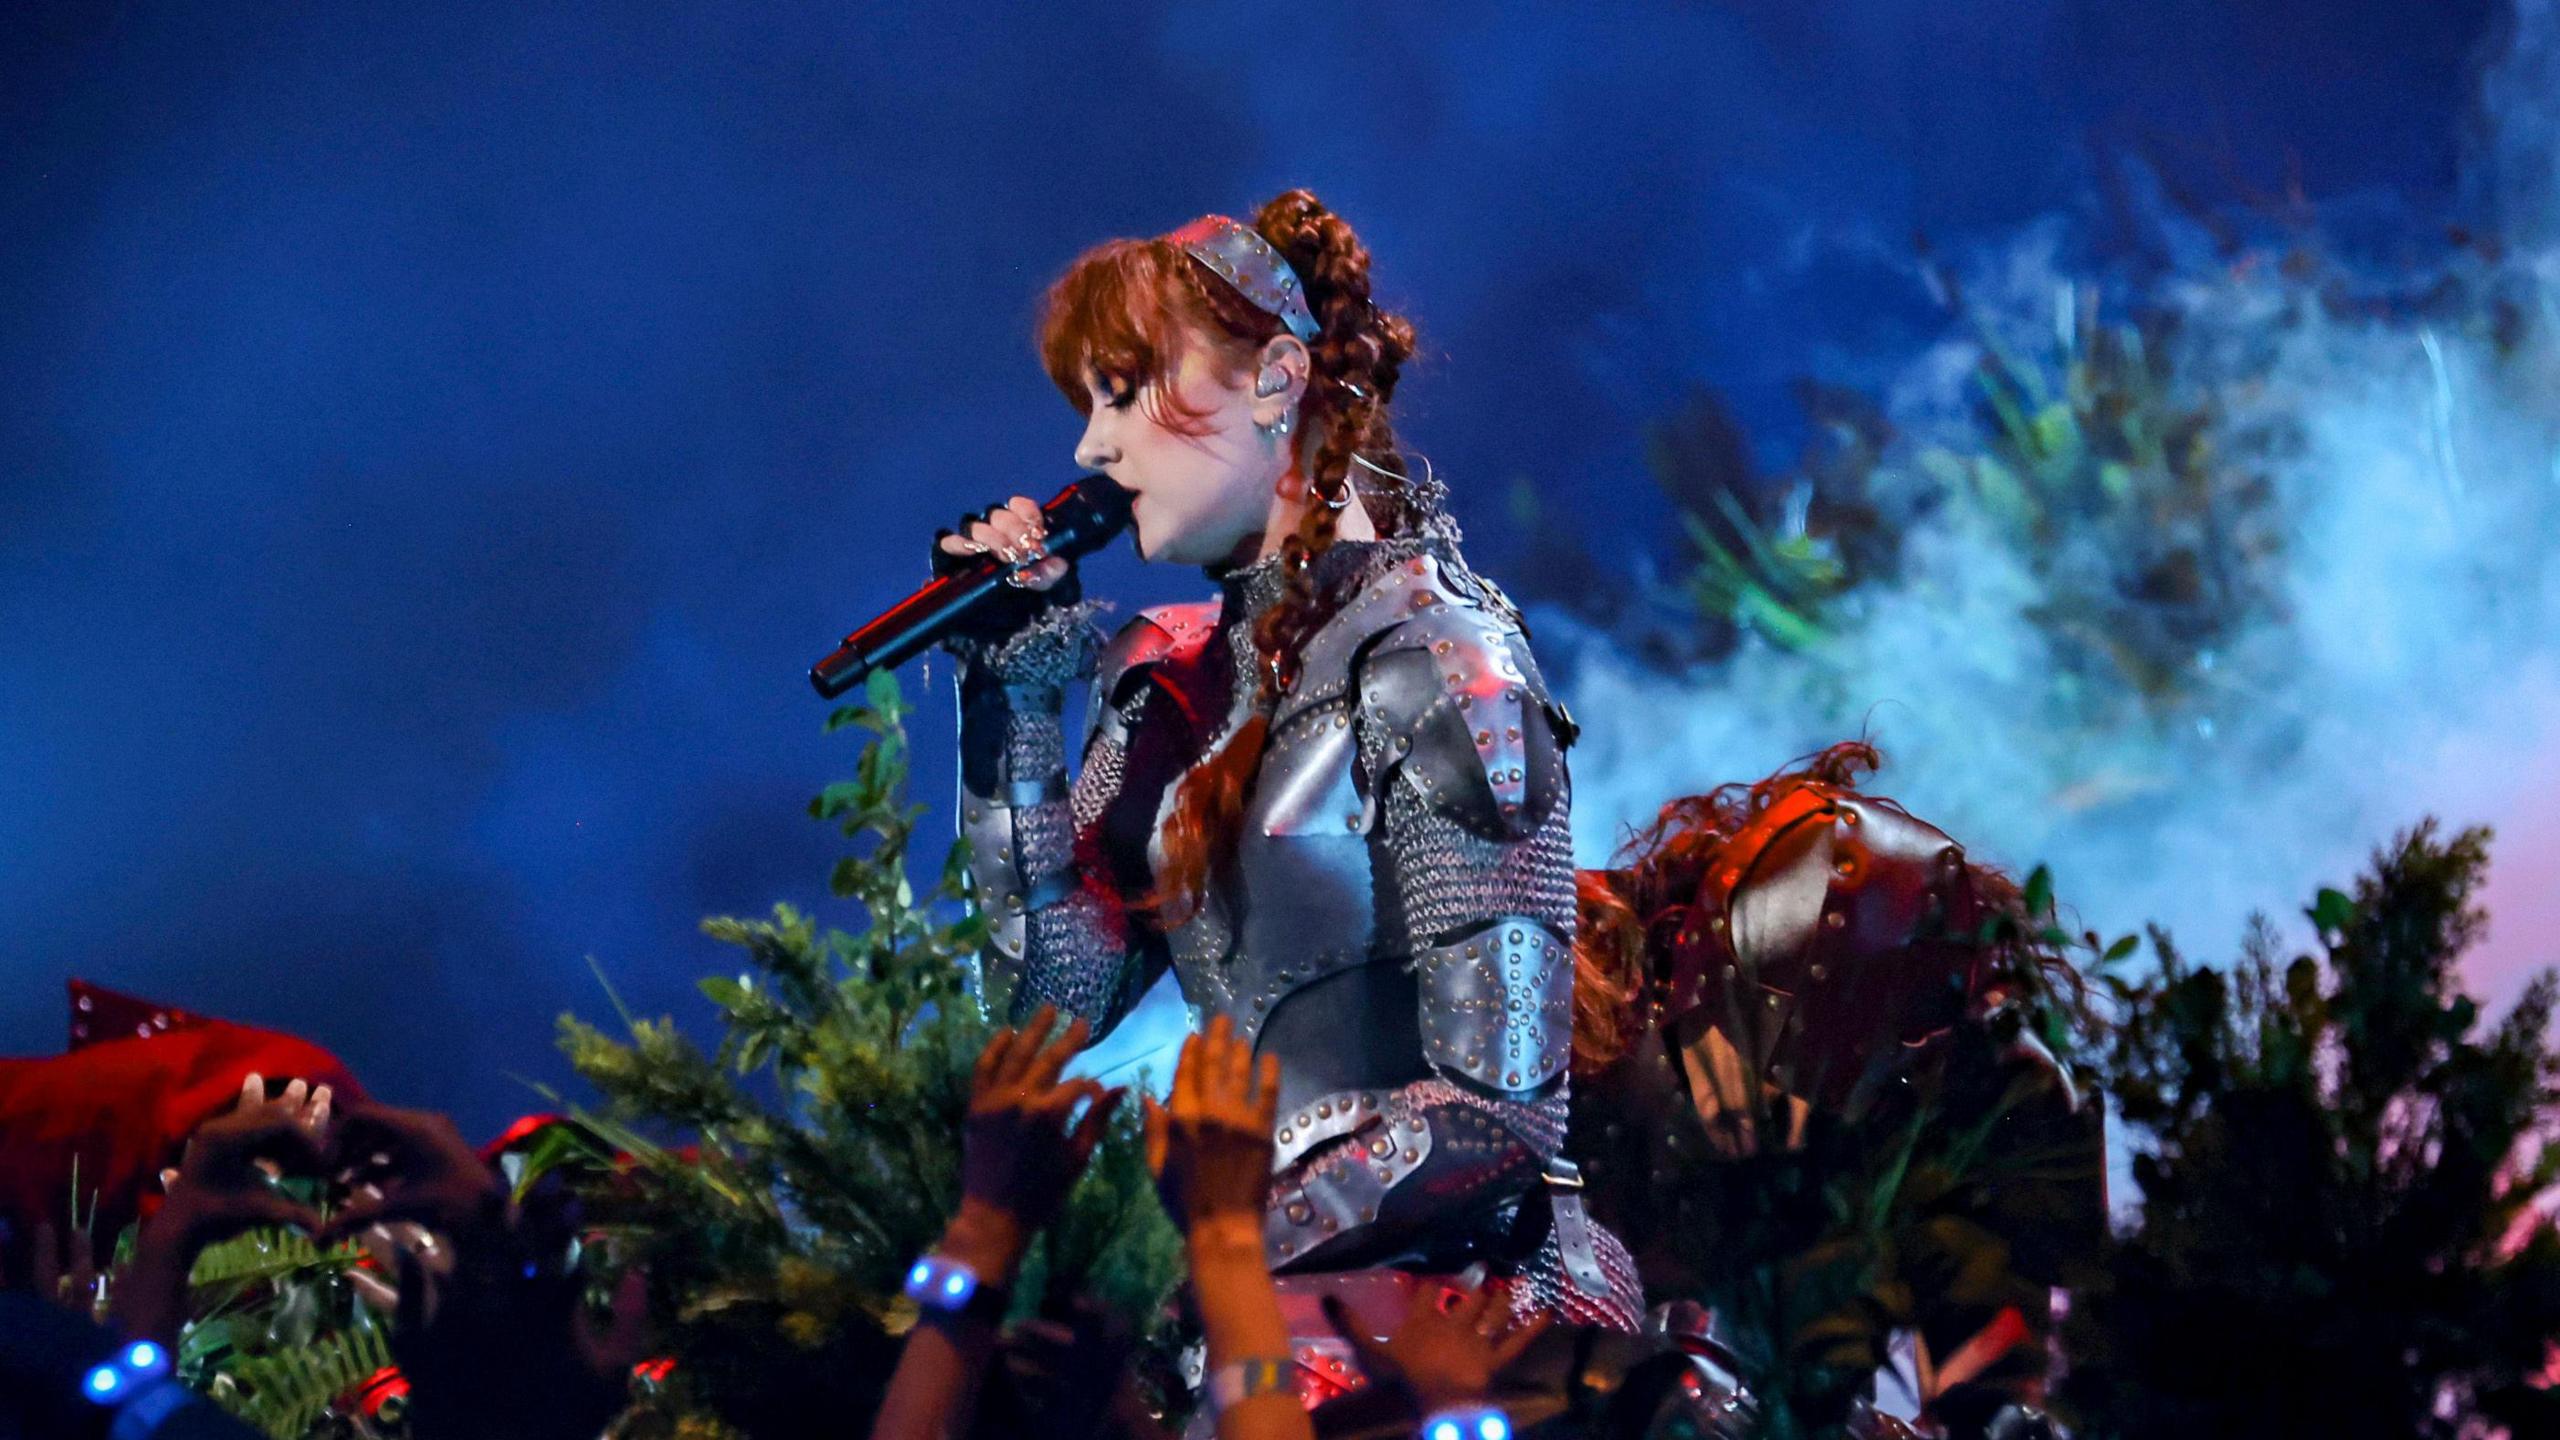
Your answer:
[1165,215,1320,343]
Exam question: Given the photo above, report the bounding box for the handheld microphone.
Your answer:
[809,474,1133,698]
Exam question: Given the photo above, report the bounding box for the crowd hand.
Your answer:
[1320,1274,1554,1418]
[156,1074,332,1245]
[118,1073,333,1342]
[938,495,1072,591]
[948,1005,1121,1277]
[1142,1014,1279,1240]
[323,1101,505,1245]
[317,1102,506,1330]
[868,1012,1119,1440]
[322,1103,619,1440]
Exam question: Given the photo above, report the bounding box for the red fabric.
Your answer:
[0,981,364,1282]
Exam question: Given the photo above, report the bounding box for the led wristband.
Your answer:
[1422,1406,1513,1440]
[902,1252,1007,1322]
[83,1339,204,1440]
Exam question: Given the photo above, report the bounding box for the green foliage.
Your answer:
[1642,874,2113,1437]
[176,1226,400,1440]
[217,1322,397,1439]
[2064,822,2560,1438]
[550,670,1183,1434]
[1644,384,1893,659]
[1642,288,2284,726]
[1927,300,2281,710]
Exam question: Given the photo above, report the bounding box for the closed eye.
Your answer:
[1086,367,1140,412]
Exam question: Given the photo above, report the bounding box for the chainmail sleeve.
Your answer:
[951,603,1162,1034]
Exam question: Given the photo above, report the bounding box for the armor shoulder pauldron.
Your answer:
[1088,600,1221,748]
[1356,599,1567,840]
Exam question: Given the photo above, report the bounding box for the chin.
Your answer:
[1135,514,1199,565]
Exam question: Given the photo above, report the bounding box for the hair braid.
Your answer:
[1141,190,1420,928]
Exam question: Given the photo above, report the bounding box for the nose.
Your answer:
[1074,414,1119,474]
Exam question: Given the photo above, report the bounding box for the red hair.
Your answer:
[1569,742,2088,1077]
[1038,191,1419,927]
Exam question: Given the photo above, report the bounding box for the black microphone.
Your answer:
[809,474,1134,698]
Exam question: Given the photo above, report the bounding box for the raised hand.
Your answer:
[950,1006,1122,1276]
[870,1011,1125,1440]
[156,1073,332,1244]
[323,1101,506,1244]
[1142,1014,1280,1238]
[118,1073,333,1343]
[938,495,1073,592]
[319,1103,619,1440]
[1321,1273,1554,1417]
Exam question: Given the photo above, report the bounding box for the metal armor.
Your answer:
[951,540,1637,1325]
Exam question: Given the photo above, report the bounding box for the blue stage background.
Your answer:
[5,0,2549,1141]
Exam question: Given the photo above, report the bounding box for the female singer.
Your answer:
[939,190,1636,1329]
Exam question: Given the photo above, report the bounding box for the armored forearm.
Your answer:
[952,605,1151,1031]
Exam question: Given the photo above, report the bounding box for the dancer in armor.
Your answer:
[937,190,1638,1330]
[1566,743,2100,1439]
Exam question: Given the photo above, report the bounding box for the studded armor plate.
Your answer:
[1415,918,1575,1093]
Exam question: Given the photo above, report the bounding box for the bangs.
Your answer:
[1037,238,1192,414]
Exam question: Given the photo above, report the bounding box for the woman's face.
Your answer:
[1072,338,1289,569]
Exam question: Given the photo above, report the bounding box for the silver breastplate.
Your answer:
[1153,552,1494,1113]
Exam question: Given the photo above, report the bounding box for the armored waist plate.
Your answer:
[1254,960,1431,1122]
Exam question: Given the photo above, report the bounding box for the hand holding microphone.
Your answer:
[809,473,1131,698]
[940,494,1074,593]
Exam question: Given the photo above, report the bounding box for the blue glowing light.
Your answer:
[84,1365,122,1400]
[1478,1416,1510,1440]
[941,1273,969,1298]
[125,1341,164,1372]
[1428,1423,1459,1440]
[908,1261,932,1288]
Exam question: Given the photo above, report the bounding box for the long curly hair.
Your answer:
[1570,742,2086,1077]
[1037,190,1420,927]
